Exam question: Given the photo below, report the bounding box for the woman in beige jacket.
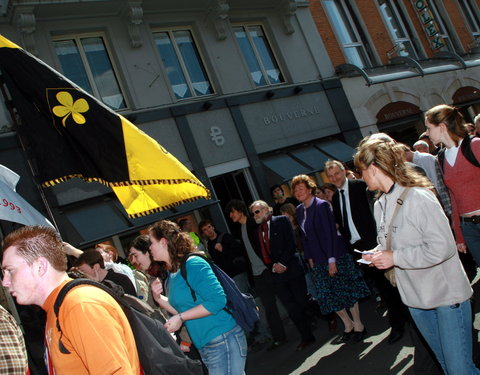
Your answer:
[354,137,477,375]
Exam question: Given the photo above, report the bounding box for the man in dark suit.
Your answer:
[249,200,315,351]
[325,159,407,345]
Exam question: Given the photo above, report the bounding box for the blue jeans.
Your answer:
[198,325,247,375]
[461,221,480,266]
[409,300,480,375]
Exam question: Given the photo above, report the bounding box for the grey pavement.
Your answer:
[246,276,480,375]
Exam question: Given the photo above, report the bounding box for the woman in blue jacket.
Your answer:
[148,220,247,375]
[292,174,370,344]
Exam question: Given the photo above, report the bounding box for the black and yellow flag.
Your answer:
[0,35,210,218]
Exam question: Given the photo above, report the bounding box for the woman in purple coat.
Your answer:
[292,174,370,344]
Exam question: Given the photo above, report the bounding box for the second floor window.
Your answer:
[323,0,373,68]
[378,0,419,58]
[233,25,284,87]
[53,36,126,110]
[153,30,213,100]
[458,0,480,38]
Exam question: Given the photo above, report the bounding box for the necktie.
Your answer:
[340,189,351,241]
[258,221,272,264]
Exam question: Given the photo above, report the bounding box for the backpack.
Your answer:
[180,253,259,332]
[437,135,480,171]
[54,278,204,375]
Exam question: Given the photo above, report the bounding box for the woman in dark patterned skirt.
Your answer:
[292,174,370,344]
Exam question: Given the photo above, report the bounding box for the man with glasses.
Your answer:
[249,200,315,352]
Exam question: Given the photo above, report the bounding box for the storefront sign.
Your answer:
[376,101,421,123]
[411,0,445,50]
[263,105,321,126]
[452,86,480,104]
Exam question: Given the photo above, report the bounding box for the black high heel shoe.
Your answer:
[351,328,367,343]
[336,330,353,344]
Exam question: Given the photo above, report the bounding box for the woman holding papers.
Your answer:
[355,137,477,375]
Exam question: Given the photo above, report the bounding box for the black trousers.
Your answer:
[255,269,314,342]
[351,241,408,331]
[253,270,286,342]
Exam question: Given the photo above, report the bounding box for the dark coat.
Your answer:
[331,179,377,250]
[296,197,348,265]
[266,215,304,281]
[239,216,303,282]
[206,232,248,278]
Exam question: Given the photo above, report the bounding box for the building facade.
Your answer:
[310,0,480,146]
[0,0,362,247]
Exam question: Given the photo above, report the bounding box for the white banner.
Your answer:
[0,165,53,227]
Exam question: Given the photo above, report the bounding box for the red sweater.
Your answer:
[442,137,480,244]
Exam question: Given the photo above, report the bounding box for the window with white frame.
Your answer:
[323,0,373,68]
[233,25,284,87]
[53,36,126,110]
[458,0,480,38]
[377,0,420,58]
[153,30,213,100]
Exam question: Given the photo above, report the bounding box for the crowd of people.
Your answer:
[0,104,479,374]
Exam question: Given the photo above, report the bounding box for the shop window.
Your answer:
[233,25,285,87]
[378,0,420,58]
[53,35,127,110]
[323,0,374,68]
[153,29,213,100]
[458,0,480,38]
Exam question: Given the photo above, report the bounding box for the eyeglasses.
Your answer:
[252,209,262,215]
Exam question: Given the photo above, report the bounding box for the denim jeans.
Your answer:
[198,325,247,375]
[409,300,480,375]
[461,221,480,266]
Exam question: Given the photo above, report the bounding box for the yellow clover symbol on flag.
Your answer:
[52,91,89,127]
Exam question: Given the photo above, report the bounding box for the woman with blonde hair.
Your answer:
[355,137,477,374]
[291,174,370,344]
[424,104,480,265]
[148,220,247,375]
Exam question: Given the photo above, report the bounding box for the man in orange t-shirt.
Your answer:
[1,226,140,375]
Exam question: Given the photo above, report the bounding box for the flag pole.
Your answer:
[0,71,60,232]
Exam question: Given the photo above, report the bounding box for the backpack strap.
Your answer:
[54,278,123,355]
[179,253,231,316]
[438,136,480,172]
[180,253,211,302]
[461,135,480,168]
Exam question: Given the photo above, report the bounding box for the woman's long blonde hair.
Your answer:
[354,138,432,190]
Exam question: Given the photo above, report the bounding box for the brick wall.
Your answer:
[308,0,346,67]
[308,0,480,66]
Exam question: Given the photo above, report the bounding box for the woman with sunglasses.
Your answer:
[148,220,247,375]
[355,137,476,375]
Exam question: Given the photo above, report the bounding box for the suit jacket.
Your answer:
[296,197,348,265]
[266,215,304,281]
[331,179,377,250]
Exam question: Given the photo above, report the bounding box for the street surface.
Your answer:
[246,276,480,375]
